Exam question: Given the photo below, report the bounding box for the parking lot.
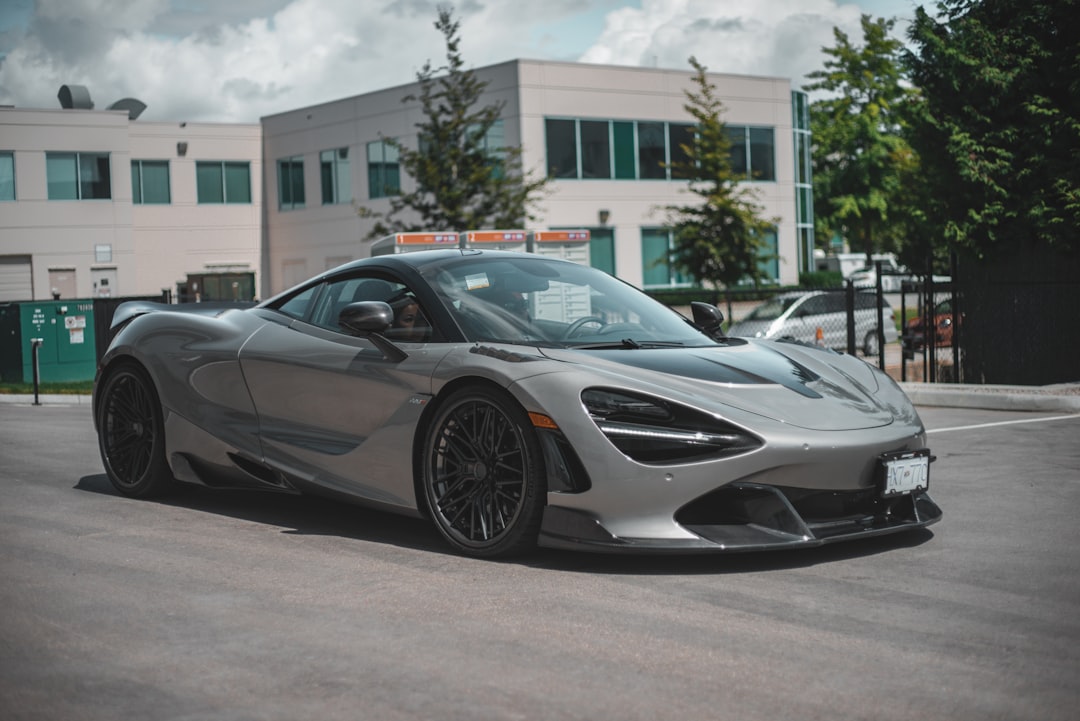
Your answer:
[1,401,1078,721]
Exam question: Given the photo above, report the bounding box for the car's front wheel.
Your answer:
[422,385,546,558]
[96,362,174,498]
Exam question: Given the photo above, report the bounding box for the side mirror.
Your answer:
[690,301,726,338]
[339,301,393,335]
[338,301,407,362]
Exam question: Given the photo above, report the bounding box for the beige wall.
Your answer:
[0,108,261,301]
[0,108,133,300]
[128,121,262,298]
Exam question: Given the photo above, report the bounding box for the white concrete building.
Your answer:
[264,59,813,296]
[1,60,813,302]
[0,105,262,302]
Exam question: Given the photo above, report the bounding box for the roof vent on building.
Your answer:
[58,84,94,110]
[108,98,147,120]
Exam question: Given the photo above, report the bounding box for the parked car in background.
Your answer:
[903,298,958,353]
[728,290,898,356]
[848,257,914,293]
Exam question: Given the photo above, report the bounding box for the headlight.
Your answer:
[581,388,763,464]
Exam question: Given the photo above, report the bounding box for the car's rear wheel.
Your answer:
[97,362,174,498]
[423,385,545,558]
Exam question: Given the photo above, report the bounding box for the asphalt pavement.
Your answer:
[2,400,1078,721]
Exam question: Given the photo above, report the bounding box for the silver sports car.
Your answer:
[94,249,941,558]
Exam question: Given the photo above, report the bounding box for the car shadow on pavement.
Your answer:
[74,473,449,555]
[75,473,934,573]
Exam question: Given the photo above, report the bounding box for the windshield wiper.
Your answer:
[570,339,688,350]
[570,338,641,350]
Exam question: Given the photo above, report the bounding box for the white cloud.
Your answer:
[0,0,910,123]
[578,0,865,85]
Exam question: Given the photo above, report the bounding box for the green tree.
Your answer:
[360,7,548,237]
[905,0,1080,256]
[663,57,778,294]
[806,15,915,262]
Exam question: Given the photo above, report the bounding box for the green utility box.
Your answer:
[0,299,97,383]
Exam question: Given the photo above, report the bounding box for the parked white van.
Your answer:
[727,290,898,356]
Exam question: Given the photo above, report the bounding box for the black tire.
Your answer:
[96,362,174,498]
[422,385,546,558]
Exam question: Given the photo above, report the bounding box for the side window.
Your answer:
[822,294,846,314]
[310,275,436,342]
[855,293,876,311]
[798,296,827,316]
[275,285,320,320]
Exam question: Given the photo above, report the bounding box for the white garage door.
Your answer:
[0,255,33,301]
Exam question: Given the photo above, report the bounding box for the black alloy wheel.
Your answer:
[424,386,545,558]
[97,363,173,498]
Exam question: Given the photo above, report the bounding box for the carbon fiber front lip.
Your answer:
[537,493,942,554]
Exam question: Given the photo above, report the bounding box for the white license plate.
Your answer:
[880,450,930,497]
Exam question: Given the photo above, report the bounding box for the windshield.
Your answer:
[744,296,801,322]
[422,255,716,348]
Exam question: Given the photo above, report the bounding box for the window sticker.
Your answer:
[465,273,490,291]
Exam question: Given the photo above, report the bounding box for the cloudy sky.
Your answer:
[0,0,919,124]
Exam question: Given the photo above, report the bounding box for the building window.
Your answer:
[475,120,506,178]
[0,152,14,200]
[46,152,111,200]
[612,122,635,179]
[320,148,351,205]
[367,141,400,199]
[579,120,611,179]
[547,118,777,183]
[544,119,577,179]
[196,161,251,204]
[749,128,775,181]
[277,155,305,210]
[131,160,170,204]
[637,122,666,180]
[727,126,776,181]
[641,228,689,288]
[792,90,814,273]
[757,227,780,282]
[668,123,695,179]
[589,227,616,275]
[95,244,113,263]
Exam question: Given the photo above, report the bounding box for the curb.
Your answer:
[898,383,1080,413]
[0,394,93,406]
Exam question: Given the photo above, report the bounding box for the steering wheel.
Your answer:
[563,316,607,338]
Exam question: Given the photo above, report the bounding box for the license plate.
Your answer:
[878,449,930,497]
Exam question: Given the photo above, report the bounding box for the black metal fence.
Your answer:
[698,277,900,369]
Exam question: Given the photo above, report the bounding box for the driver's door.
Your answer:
[239,272,450,510]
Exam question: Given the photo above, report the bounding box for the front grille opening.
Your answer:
[675,484,805,537]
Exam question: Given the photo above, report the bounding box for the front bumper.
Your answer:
[538,485,942,553]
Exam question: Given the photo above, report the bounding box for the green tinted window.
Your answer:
[131,160,170,204]
[47,152,110,199]
[612,122,635,179]
[0,152,15,200]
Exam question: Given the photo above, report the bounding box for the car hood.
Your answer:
[538,340,899,431]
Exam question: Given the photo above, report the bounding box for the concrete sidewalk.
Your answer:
[3,382,1079,413]
[898,382,1080,413]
